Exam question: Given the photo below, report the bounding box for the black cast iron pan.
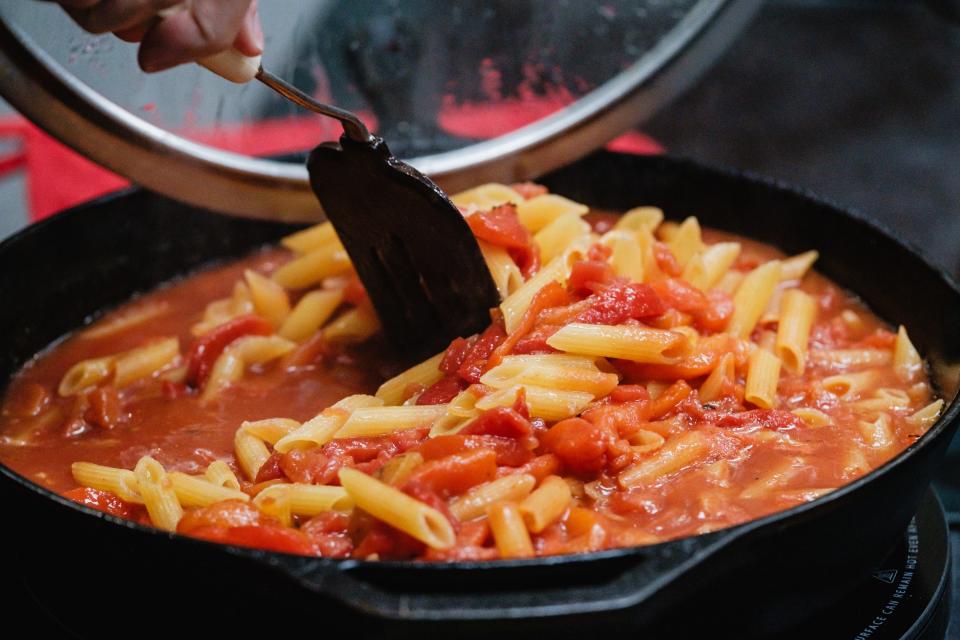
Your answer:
[1,152,958,638]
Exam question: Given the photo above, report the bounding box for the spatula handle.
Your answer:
[158,3,261,83]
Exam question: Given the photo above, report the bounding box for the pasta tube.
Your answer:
[338,468,454,549]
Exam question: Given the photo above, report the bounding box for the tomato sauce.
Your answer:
[0,211,939,559]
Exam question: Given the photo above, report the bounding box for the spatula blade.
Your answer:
[307,135,501,360]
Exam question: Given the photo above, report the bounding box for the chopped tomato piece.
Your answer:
[609,385,650,403]
[461,406,533,439]
[64,487,141,519]
[457,322,507,383]
[498,454,561,482]
[403,449,497,497]
[84,386,122,430]
[440,336,476,375]
[254,452,285,483]
[511,324,563,354]
[177,500,263,533]
[568,260,615,295]
[654,242,682,276]
[190,524,318,556]
[417,376,463,405]
[417,434,533,467]
[646,380,693,419]
[466,204,540,276]
[572,282,665,325]
[184,314,273,388]
[541,418,615,475]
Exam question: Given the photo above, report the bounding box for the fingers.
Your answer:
[230,0,263,57]
[65,0,181,35]
[138,0,255,72]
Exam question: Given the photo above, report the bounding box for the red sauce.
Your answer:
[0,209,939,561]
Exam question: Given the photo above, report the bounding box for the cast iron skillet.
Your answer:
[1,152,958,638]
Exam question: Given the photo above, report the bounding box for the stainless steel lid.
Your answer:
[0,1,759,222]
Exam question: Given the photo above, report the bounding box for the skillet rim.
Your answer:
[0,151,958,574]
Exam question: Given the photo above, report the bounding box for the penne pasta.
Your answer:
[906,399,944,430]
[379,452,424,487]
[450,474,536,521]
[59,356,113,397]
[480,360,619,397]
[274,394,383,453]
[780,250,819,282]
[168,471,249,507]
[808,349,893,370]
[338,468,454,549]
[615,206,664,235]
[822,370,879,399]
[234,429,271,481]
[745,348,781,409]
[281,221,338,254]
[546,323,686,364]
[727,260,782,338]
[244,270,290,328]
[241,418,301,445]
[516,194,589,233]
[375,352,445,406]
[535,212,592,264]
[278,288,344,342]
[479,241,524,299]
[486,502,534,558]
[858,413,894,450]
[134,457,183,532]
[619,431,710,488]
[323,305,380,344]
[474,384,594,422]
[451,183,522,211]
[682,242,741,291]
[335,405,446,439]
[204,460,241,490]
[271,242,352,289]
[518,475,572,533]
[698,352,735,404]
[71,462,143,503]
[500,256,571,333]
[667,217,703,268]
[113,337,180,388]
[254,483,352,523]
[893,325,923,381]
[775,289,816,374]
[791,407,832,428]
[602,230,645,283]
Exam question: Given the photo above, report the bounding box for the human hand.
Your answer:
[47,0,263,73]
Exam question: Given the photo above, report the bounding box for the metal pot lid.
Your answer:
[0,1,759,222]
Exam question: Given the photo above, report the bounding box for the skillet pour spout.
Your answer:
[1,152,958,637]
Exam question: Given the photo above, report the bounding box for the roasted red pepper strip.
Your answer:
[184,314,273,388]
[64,487,142,520]
[189,524,319,556]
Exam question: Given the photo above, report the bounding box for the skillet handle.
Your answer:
[277,532,738,621]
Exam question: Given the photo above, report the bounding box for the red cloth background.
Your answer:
[0,108,661,221]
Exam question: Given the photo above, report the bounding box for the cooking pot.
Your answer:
[2,151,957,638]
